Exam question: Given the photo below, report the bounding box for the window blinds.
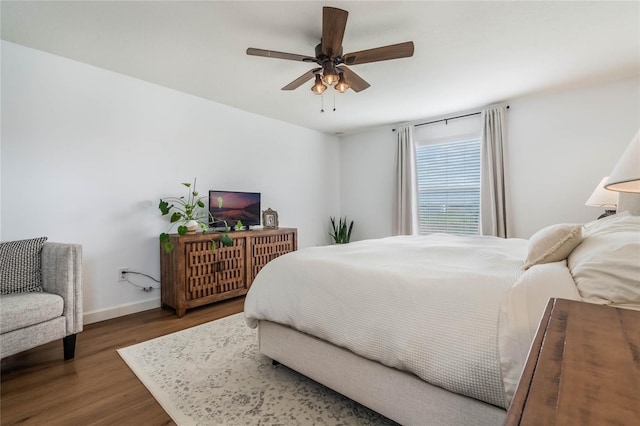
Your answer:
[416,138,481,236]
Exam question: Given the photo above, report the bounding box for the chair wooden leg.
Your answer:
[63,334,77,360]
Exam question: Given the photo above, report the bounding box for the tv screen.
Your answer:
[209,191,261,229]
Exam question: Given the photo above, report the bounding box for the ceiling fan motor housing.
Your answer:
[315,42,343,65]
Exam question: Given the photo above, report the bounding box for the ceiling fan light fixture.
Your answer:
[311,74,327,94]
[321,62,339,85]
[335,73,350,93]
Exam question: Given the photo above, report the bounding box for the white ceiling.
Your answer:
[2,1,639,135]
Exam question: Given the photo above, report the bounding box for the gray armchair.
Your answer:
[0,242,83,360]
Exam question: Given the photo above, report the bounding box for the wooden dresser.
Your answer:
[160,228,297,317]
[505,298,640,425]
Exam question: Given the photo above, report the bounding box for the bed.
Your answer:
[244,212,640,425]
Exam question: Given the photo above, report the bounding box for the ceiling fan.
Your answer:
[246,6,414,95]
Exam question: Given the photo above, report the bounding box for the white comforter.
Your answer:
[244,234,580,409]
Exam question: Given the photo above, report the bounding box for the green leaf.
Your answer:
[192,191,199,197]
[220,234,233,247]
[329,216,353,244]
[159,199,171,215]
[209,241,216,251]
[182,182,191,188]
[159,233,170,243]
[236,219,243,230]
[170,212,182,223]
[197,200,205,208]
[163,242,174,253]
[177,225,187,236]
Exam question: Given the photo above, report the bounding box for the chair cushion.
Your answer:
[0,292,64,334]
[0,237,48,294]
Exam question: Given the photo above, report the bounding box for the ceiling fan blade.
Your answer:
[338,66,370,92]
[322,7,348,58]
[281,68,322,90]
[343,41,414,65]
[247,48,314,62]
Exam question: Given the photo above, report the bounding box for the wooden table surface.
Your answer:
[505,298,640,425]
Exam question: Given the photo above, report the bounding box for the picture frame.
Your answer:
[262,208,279,229]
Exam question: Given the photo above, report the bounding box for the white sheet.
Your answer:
[498,260,581,403]
[245,234,531,408]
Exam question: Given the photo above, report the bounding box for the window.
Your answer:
[416,138,481,236]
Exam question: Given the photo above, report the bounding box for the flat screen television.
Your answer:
[209,190,261,229]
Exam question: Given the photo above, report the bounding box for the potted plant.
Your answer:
[159,178,232,253]
[329,216,354,244]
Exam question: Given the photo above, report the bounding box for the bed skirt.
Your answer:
[258,320,506,426]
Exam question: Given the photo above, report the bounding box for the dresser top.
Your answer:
[506,298,640,425]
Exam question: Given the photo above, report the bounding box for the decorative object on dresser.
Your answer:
[160,228,297,317]
[208,190,261,230]
[505,298,640,425]
[585,176,618,219]
[262,208,279,229]
[329,216,354,243]
[159,178,232,253]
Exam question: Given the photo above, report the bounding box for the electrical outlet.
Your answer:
[118,268,128,282]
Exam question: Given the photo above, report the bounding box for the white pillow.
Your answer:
[568,215,640,307]
[523,223,582,270]
[582,210,631,237]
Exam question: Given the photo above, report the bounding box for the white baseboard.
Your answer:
[83,297,161,324]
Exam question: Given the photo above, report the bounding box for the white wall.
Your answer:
[339,126,395,241]
[340,77,640,240]
[1,41,340,322]
[507,78,639,237]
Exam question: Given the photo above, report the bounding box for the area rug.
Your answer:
[117,313,396,425]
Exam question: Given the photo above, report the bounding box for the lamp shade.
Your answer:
[321,62,339,86]
[311,74,327,95]
[605,130,640,193]
[335,72,350,93]
[585,177,618,208]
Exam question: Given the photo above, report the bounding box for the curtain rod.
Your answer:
[392,105,509,132]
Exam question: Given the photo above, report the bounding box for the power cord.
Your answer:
[122,270,160,292]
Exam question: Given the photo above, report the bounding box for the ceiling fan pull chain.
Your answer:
[333,94,336,112]
[320,93,324,113]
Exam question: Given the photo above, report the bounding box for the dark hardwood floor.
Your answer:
[1,297,245,425]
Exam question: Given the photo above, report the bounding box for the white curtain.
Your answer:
[480,106,508,237]
[393,125,419,235]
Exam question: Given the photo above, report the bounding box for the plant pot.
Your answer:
[185,220,199,234]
